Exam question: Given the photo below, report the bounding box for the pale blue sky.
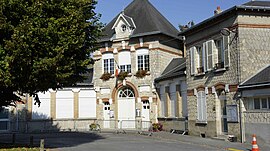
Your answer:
[95,0,252,28]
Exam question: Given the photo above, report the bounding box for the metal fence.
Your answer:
[6,119,153,134]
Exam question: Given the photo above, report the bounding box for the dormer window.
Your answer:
[121,24,127,32]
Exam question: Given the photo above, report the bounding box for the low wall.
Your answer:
[157,117,187,133]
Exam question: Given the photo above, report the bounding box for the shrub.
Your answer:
[100,72,112,81]
[135,70,148,78]
[152,123,163,132]
[117,71,128,81]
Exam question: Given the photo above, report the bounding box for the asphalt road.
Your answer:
[55,133,224,151]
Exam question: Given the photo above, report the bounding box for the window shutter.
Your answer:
[207,41,214,71]
[223,36,230,67]
[197,92,202,121]
[201,92,207,121]
[190,47,196,75]
[203,42,207,72]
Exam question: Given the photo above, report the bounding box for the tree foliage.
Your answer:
[0,0,102,107]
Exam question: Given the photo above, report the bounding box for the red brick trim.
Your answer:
[187,89,194,96]
[214,82,226,91]
[111,81,139,103]
[237,23,270,29]
[134,44,149,50]
[102,98,109,103]
[196,85,205,92]
[141,96,149,101]
[100,48,114,54]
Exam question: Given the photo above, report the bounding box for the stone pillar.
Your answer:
[73,92,79,119]
[50,91,56,120]
[176,92,183,117]
[165,85,172,117]
[27,96,32,120]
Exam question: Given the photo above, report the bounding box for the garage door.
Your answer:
[78,89,96,118]
[118,88,135,129]
[56,90,74,119]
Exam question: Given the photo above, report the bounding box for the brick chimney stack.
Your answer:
[214,6,222,15]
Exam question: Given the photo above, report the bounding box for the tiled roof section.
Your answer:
[155,58,186,82]
[243,1,270,7]
[240,65,270,87]
[100,0,179,41]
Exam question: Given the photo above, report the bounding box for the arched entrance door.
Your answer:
[118,87,135,129]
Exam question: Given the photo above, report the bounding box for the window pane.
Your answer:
[120,65,125,72]
[268,98,270,109]
[127,65,131,73]
[104,59,109,73]
[0,108,9,119]
[254,98,260,109]
[0,121,8,130]
[109,59,114,74]
[215,39,223,63]
[261,98,267,109]
[144,55,150,71]
[138,56,143,70]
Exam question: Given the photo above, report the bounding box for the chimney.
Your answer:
[214,6,222,15]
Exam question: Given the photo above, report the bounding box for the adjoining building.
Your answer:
[179,1,270,142]
[154,58,187,132]
[93,0,183,129]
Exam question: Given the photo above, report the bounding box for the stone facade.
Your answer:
[181,7,270,141]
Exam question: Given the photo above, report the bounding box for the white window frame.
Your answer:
[197,91,207,123]
[136,49,150,71]
[102,53,114,74]
[119,51,131,73]
[246,97,270,110]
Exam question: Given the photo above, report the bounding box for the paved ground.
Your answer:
[0,131,269,151]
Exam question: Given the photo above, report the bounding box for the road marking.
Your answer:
[227,148,244,151]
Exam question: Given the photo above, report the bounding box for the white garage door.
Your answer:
[32,92,51,119]
[78,89,96,118]
[118,88,135,129]
[56,90,74,119]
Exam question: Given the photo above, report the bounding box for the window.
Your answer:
[215,39,224,66]
[190,36,230,76]
[119,51,131,73]
[121,24,127,32]
[197,91,207,122]
[102,53,114,74]
[137,49,150,71]
[190,45,206,75]
[143,100,150,109]
[246,97,270,110]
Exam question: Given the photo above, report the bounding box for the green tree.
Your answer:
[0,0,102,107]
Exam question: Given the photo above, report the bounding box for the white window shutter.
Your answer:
[207,40,214,71]
[223,36,230,67]
[205,87,208,95]
[190,47,196,75]
[197,92,202,121]
[202,92,207,121]
[202,43,207,72]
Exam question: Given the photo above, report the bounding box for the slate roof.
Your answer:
[100,0,179,42]
[155,58,186,82]
[76,68,94,86]
[243,1,270,7]
[239,65,270,88]
[179,1,270,35]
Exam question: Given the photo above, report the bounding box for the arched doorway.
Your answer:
[118,86,136,129]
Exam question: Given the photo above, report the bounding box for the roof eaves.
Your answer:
[131,31,180,39]
[179,6,237,35]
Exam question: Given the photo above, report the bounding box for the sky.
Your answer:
[95,0,253,29]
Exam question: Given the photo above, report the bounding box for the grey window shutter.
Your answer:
[207,41,213,71]
[197,92,202,121]
[190,47,196,75]
[223,36,230,67]
[203,42,207,72]
[201,92,207,121]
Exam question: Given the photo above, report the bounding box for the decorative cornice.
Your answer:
[150,47,182,56]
